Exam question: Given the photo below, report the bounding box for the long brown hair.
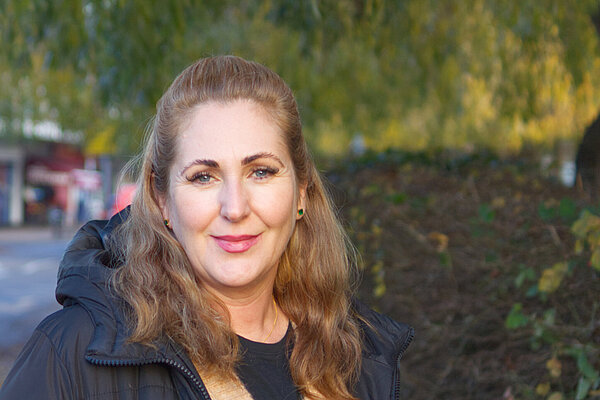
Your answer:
[111,55,362,399]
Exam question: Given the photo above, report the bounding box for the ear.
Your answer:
[296,182,307,220]
[154,172,169,220]
[157,192,170,222]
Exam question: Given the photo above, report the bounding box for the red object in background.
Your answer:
[110,183,137,216]
[26,157,85,208]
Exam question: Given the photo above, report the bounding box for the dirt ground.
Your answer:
[327,151,600,399]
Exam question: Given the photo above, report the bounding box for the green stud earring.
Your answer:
[298,209,304,216]
[164,219,170,228]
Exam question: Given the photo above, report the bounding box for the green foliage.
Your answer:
[565,347,600,400]
[335,152,598,398]
[539,198,579,223]
[385,192,407,205]
[2,0,600,154]
[515,264,536,288]
[559,198,579,222]
[572,210,600,271]
[438,251,452,268]
[505,303,529,329]
[504,208,600,399]
[478,203,496,223]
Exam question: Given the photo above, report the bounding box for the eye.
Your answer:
[188,172,213,184]
[252,167,278,180]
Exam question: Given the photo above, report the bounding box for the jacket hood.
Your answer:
[55,208,167,363]
[56,212,123,303]
[56,207,126,307]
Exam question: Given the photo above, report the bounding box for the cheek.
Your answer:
[252,185,297,226]
[170,190,216,232]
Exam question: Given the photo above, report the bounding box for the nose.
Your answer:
[219,179,250,222]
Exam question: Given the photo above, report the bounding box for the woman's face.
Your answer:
[160,100,305,299]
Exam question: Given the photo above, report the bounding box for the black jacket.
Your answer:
[0,214,413,399]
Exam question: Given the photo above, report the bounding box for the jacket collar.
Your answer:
[352,299,414,366]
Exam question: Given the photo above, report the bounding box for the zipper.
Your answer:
[393,326,415,400]
[87,356,212,400]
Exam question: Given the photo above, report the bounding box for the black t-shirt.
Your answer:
[236,324,300,400]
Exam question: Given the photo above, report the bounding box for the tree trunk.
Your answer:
[575,113,600,199]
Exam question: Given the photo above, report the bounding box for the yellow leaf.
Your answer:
[571,211,600,238]
[373,283,386,298]
[491,197,506,209]
[538,262,567,293]
[85,125,117,155]
[546,357,562,378]
[371,224,382,237]
[371,261,384,273]
[574,239,583,255]
[428,231,449,252]
[547,392,563,400]
[592,248,600,271]
[536,382,550,396]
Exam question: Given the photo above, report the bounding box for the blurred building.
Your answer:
[0,119,109,227]
[24,141,104,226]
[0,146,25,226]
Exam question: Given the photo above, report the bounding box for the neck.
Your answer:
[212,287,288,343]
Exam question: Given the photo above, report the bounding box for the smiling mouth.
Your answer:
[212,234,260,253]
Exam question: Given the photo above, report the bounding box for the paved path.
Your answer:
[0,225,82,384]
[0,226,79,346]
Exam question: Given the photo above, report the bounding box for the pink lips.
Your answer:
[212,234,260,253]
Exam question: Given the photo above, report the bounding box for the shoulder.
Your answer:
[352,300,414,399]
[31,304,97,365]
[0,305,179,400]
[0,305,94,398]
[15,304,95,371]
[353,299,414,366]
[37,303,95,341]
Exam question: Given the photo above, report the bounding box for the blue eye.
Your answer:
[254,169,268,178]
[253,167,278,179]
[189,172,213,184]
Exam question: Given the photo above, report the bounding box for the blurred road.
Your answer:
[0,226,77,348]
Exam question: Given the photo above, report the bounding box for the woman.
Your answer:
[0,56,413,399]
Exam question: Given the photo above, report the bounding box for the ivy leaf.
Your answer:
[575,377,592,400]
[538,202,557,222]
[577,352,600,381]
[478,203,495,223]
[515,266,536,288]
[558,198,577,221]
[505,303,529,329]
[525,284,538,298]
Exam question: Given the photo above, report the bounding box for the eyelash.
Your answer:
[188,172,213,184]
[187,167,279,184]
[252,166,279,179]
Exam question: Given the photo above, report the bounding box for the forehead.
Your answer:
[175,100,289,163]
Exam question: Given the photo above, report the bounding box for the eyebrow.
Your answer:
[180,159,219,175]
[242,152,284,166]
[179,152,284,175]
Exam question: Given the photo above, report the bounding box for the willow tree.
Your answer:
[1,0,600,156]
